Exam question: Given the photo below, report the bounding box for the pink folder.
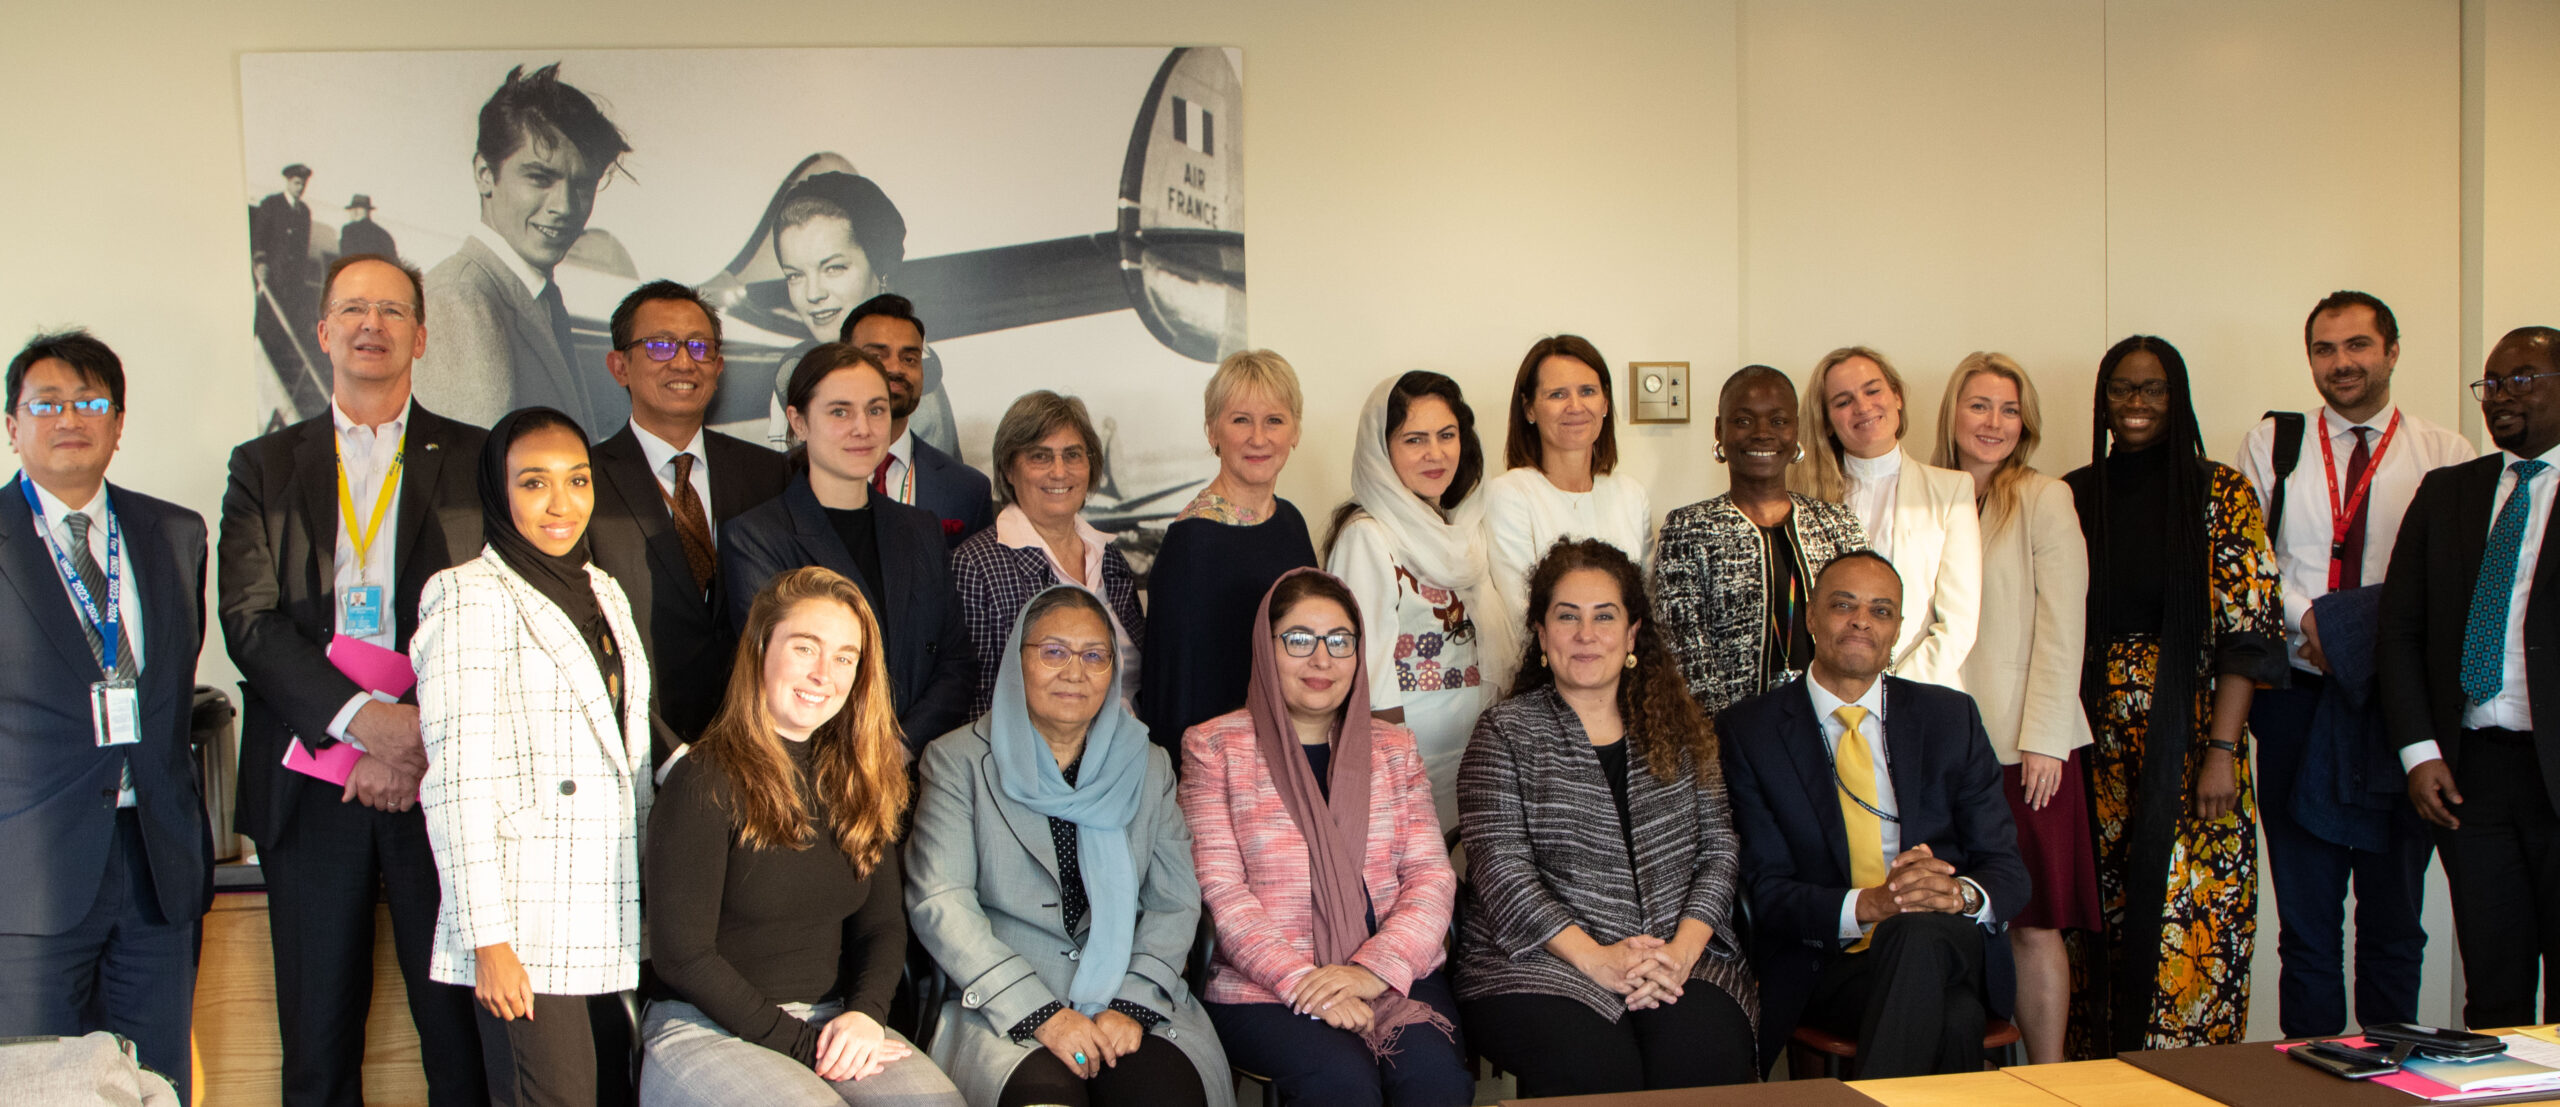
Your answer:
[280,635,419,786]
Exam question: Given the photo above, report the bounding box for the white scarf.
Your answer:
[1347,376,1519,687]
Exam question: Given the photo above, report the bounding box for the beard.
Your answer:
[885,374,921,420]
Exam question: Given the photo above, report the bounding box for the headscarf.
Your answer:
[981,584,1151,1014]
[478,408,613,673]
[1347,376,1518,691]
[1246,567,1454,1058]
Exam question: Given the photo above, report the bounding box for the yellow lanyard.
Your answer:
[337,433,405,582]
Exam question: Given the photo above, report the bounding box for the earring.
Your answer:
[1623,653,1638,671]
[1535,652,1548,669]
[1713,443,1727,462]
[1794,444,1807,462]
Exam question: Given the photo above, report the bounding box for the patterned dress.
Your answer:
[2062,458,2284,1054]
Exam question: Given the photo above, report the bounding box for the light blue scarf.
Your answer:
[982,585,1151,1014]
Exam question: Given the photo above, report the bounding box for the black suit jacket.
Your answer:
[218,402,484,849]
[1718,675,2028,1066]
[910,437,993,550]
[717,474,973,750]
[0,478,210,935]
[2379,452,2560,802]
[588,426,790,742]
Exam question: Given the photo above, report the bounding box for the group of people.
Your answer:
[5,247,2559,1107]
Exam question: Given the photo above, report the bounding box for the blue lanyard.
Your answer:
[19,476,122,673]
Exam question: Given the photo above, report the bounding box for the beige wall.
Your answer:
[4,0,2552,1041]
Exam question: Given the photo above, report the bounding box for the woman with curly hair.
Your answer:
[1452,538,1757,1096]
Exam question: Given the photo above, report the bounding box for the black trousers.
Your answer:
[2249,679,2432,1036]
[2436,728,2560,1029]
[0,811,197,1103]
[1207,969,1474,1106]
[476,991,631,1107]
[996,1033,1208,1107]
[1802,912,1988,1079]
[1461,981,1756,1097]
[260,785,487,1106]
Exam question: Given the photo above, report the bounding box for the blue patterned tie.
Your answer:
[2461,459,2550,704]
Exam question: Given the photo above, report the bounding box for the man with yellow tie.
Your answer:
[1719,550,2029,1078]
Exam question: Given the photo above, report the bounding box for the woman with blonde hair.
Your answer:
[1137,350,1319,752]
[1927,353,2098,1065]
[1793,346,1980,690]
[640,566,962,1105]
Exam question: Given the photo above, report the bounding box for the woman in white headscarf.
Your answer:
[1324,371,1513,827]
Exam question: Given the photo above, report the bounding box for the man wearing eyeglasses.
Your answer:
[220,253,489,1105]
[589,280,789,744]
[841,294,992,548]
[0,330,209,1102]
[2381,325,2560,1030]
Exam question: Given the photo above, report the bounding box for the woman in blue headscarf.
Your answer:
[904,585,1232,1107]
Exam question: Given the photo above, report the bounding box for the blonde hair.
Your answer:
[694,567,909,874]
[1929,352,2045,537]
[1202,348,1304,425]
[1790,345,1908,502]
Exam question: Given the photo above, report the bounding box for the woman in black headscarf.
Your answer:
[416,407,660,1107]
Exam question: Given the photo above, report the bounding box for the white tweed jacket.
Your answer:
[416,547,654,997]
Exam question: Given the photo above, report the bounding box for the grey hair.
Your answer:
[989,390,1105,506]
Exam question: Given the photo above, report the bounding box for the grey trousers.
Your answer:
[639,998,963,1107]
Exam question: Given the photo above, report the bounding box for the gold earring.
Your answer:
[1623,653,1638,670]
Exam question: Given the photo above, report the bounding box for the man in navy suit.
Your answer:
[1720,550,2027,1078]
[0,330,210,1101]
[840,294,992,547]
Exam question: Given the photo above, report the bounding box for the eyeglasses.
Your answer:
[627,338,719,363]
[2103,379,2170,402]
[1275,630,1359,658]
[327,299,416,325]
[1020,446,1092,469]
[18,397,115,419]
[1025,643,1114,672]
[2471,369,2560,401]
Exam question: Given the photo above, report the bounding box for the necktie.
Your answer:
[536,280,582,412]
[64,512,137,799]
[2340,426,2373,589]
[1833,704,1886,952]
[870,455,894,498]
[667,454,716,595]
[2460,459,2549,704]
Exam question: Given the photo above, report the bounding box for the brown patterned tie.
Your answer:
[669,453,716,594]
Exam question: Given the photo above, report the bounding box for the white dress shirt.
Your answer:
[324,398,411,744]
[629,422,717,549]
[2401,440,2560,770]
[1806,674,1991,941]
[877,427,917,505]
[30,480,145,807]
[1841,449,1903,560]
[2236,404,2476,673]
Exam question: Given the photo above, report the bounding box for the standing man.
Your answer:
[339,194,397,263]
[222,254,488,1105]
[2382,325,2560,1029]
[2237,291,2474,1036]
[0,331,210,1102]
[252,164,320,389]
[589,280,789,743]
[416,62,630,434]
[839,293,991,547]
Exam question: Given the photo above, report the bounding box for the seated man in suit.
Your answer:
[0,330,211,1102]
[1720,550,2027,1079]
[839,294,992,547]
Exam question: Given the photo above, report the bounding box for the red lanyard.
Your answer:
[2317,409,2401,591]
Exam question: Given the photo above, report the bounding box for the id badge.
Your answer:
[341,584,384,637]
[91,678,140,747]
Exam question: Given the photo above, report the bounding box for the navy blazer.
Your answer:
[909,437,993,550]
[0,478,210,936]
[1718,675,2027,1068]
[718,474,974,750]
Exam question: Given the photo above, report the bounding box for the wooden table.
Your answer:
[1852,1069,2076,1106]
[192,892,429,1107]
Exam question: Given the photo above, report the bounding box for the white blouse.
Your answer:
[1479,466,1653,643]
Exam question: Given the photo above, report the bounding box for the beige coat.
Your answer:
[1874,456,1983,690]
[1959,472,2093,764]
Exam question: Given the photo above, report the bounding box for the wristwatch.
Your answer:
[1956,879,1984,916]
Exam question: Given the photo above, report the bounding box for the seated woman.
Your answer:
[1180,569,1472,1107]
[1454,539,1758,1097]
[640,565,963,1106]
[905,586,1233,1107]
[416,408,656,1106]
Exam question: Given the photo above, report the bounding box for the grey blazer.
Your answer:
[414,235,623,433]
[904,726,1232,1107]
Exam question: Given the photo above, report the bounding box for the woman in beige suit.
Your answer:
[1794,346,1979,690]
[1931,354,2097,1065]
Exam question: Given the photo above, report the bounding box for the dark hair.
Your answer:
[7,330,125,413]
[1267,571,1364,640]
[989,391,1105,506]
[1814,548,1903,594]
[474,63,631,185]
[1511,538,1715,785]
[1719,364,1793,408]
[782,342,893,416]
[841,292,927,345]
[773,172,909,288]
[321,254,428,325]
[1325,371,1486,553]
[609,279,723,352]
[1504,335,1618,474]
[2304,290,2399,351]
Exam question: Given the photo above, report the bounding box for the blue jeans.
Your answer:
[1204,969,1473,1107]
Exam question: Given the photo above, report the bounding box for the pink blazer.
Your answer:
[1178,710,1456,1006]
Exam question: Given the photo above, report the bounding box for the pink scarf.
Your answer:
[1245,568,1455,1057]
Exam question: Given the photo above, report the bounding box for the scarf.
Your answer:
[1347,377,1517,691]
[1246,567,1454,1058]
[477,408,614,681]
[982,584,1151,1013]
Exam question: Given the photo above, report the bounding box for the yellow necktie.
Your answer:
[1834,704,1886,952]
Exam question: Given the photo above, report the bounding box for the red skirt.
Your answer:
[2002,752,2102,932]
